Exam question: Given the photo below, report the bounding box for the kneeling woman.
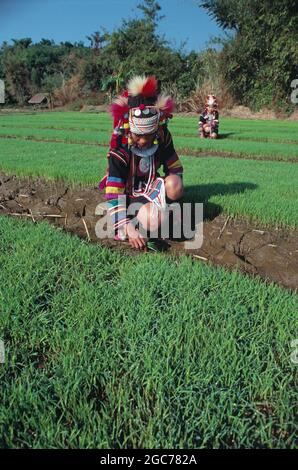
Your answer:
[100,75,183,250]
[199,95,219,139]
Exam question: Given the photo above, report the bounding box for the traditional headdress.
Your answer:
[205,94,218,109]
[109,75,174,149]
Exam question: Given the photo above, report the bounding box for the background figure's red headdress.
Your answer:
[205,94,218,109]
[109,75,174,149]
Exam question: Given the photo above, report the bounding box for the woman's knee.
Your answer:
[165,175,183,200]
[137,202,160,232]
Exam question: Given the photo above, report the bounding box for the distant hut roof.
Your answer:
[28,93,49,104]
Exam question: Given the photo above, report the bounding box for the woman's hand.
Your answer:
[125,222,147,250]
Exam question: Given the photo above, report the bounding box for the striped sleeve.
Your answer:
[105,175,126,200]
[162,128,183,178]
[105,149,130,230]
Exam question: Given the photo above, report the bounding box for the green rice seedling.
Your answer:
[0,216,297,448]
[0,138,297,227]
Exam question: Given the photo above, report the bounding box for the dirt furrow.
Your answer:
[1,171,297,290]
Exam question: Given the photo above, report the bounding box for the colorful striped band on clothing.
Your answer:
[105,176,126,201]
[105,183,125,194]
[107,196,130,231]
[105,186,125,194]
[168,160,182,169]
[107,176,125,183]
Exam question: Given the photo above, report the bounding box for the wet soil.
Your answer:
[1,171,297,290]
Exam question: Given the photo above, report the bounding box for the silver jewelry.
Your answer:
[130,143,158,158]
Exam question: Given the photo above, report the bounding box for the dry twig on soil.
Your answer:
[217,216,231,239]
[29,209,36,223]
[192,254,208,261]
[82,218,91,242]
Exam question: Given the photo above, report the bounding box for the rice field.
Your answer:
[0,110,297,449]
[0,124,298,228]
[0,112,297,161]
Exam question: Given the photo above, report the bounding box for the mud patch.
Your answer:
[1,171,297,290]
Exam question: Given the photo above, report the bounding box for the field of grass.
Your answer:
[1,216,297,448]
[1,112,297,161]
[171,117,298,142]
[0,111,297,449]
[2,111,298,139]
[0,137,297,227]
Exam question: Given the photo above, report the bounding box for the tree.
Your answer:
[0,0,204,106]
[101,68,126,102]
[41,73,63,108]
[198,0,298,110]
[1,45,31,104]
[137,0,164,28]
[86,29,109,54]
[97,0,186,92]
[11,38,32,48]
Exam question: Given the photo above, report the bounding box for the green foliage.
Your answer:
[98,8,185,88]
[0,0,296,110]
[0,0,202,105]
[41,73,64,95]
[86,29,109,53]
[0,39,88,104]
[80,0,202,99]
[0,216,297,447]
[199,0,298,111]
[1,44,31,104]
[137,0,164,26]
[0,112,297,447]
[81,59,103,92]
[0,112,298,227]
[1,114,298,162]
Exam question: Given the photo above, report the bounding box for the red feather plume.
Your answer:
[155,94,175,117]
[109,92,129,124]
[141,76,158,98]
[162,97,174,115]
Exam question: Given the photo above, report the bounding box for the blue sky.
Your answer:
[0,0,225,52]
